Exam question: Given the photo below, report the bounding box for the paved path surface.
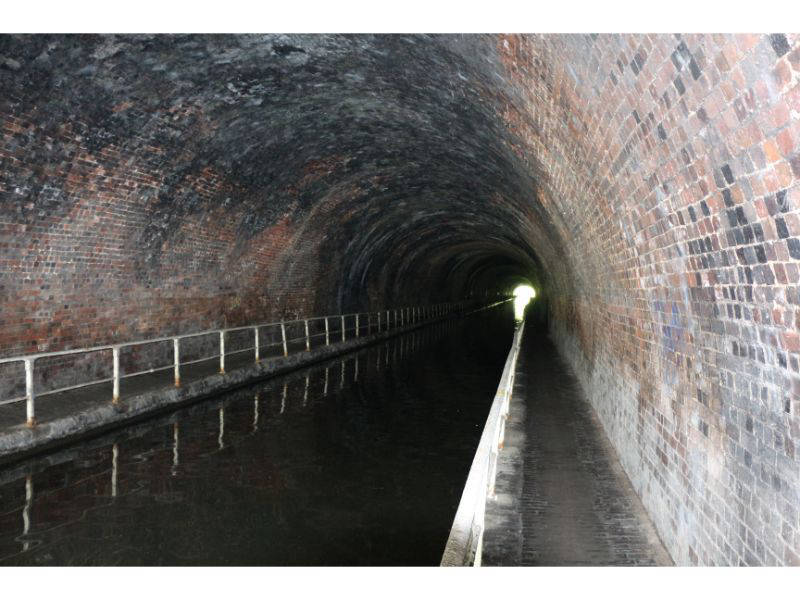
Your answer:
[482,327,672,566]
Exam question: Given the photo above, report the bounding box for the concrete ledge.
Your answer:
[440,319,524,566]
[0,321,436,466]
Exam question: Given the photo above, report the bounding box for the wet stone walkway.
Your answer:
[482,326,672,566]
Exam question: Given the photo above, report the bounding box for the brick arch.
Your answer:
[1,33,799,565]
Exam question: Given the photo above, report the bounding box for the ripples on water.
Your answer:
[0,309,514,565]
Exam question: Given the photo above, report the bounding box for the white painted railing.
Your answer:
[0,301,472,428]
[440,317,526,566]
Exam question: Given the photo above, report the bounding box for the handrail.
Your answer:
[440,316,525,567]
[0,299,485,427]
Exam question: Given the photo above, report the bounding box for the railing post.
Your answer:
[377,311,382,332]
[112,346,120,404]
[219,331,226,374]
[355,314,360,338]
[325,317,330,345]
[173,338,181,387]
[304,319,310,351]
[386,310,390,331]
[341,315,346,342]
[24,359,35,427]
[254,327,260,362]
[281,322,288,357]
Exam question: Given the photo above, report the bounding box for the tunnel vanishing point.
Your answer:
[1,33,800,566]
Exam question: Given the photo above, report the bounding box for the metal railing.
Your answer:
[0,300,472,428]
[6,321,471,551]
[440,315,526,566]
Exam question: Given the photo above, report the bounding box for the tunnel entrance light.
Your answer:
[512,285,535,321]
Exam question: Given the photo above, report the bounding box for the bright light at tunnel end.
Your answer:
[512,284,535,321]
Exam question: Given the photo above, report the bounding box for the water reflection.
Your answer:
[218,407,225,451]
[0,312,512,565]
[112,444,119,497]
[172,423,180,473]
[21,475,31,552]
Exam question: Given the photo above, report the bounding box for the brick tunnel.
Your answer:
[1,33,799,566]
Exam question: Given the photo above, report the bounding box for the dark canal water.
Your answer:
[0,306,515,565]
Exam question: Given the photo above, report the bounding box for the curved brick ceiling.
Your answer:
[3,31,800,565]
[0,34,560,330]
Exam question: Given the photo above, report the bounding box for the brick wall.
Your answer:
[2,34,799,565]
[0,35,549,400]
[0,109,322,396]
[498,33,800,565]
